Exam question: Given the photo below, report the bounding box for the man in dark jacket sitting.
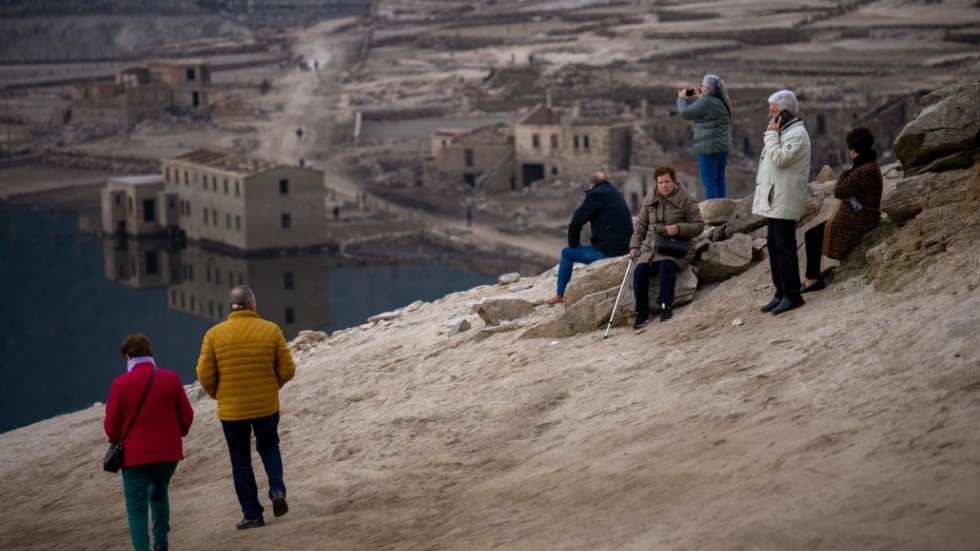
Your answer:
[547,172,634,305]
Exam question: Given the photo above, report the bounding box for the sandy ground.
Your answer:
[0,177,978,549]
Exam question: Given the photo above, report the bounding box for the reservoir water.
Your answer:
[0,205,498,433]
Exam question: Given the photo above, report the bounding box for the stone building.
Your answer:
[427,101,641,192]
[147,59,211,111]
[69,59,211,128]
[162,148,328,253]
[101,174,179,237]
[514,102,634,188]
[427,124,515,191]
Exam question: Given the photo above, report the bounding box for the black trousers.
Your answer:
[766,218,802,301]
[803,222,825,280]
[633,259,678,313]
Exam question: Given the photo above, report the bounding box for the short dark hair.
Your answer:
[653,165,676,182]
[120,333,153,358]
[846,127,875,154]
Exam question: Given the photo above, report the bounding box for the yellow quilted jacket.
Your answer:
[196,310,296,421]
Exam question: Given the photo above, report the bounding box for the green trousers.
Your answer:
[121,461,178,551]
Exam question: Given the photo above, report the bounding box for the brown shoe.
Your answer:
[546,295,564,306]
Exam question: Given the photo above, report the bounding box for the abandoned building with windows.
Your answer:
[69,59,212,128]
[100,148,330,331]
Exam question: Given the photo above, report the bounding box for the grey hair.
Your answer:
[768,90,799,116]
[229,285,255,311]
[702,74,726,98]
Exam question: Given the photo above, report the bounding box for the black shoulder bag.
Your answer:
[103,367,157,473]
[655,234,689,258]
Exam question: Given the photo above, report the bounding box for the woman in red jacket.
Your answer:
[104,334,194,551]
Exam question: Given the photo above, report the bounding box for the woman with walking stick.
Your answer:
[628,165,704,328]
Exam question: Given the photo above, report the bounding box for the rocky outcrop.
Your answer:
[893,80,980,175]
[563,258,632,304]
[697,233,754,284]
[475,298,535,326]
[724,194,767,238]
[880,166,977,224]
[699,198,736,225]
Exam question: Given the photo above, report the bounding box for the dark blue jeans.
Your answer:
[766,218,802,301]
[221,412,285,520]
[698,152,729,199]
[632,259,678,313]
[556,245,608,296]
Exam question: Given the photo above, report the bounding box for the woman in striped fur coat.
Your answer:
[801,127,883,293]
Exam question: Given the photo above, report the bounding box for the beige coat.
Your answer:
[629,186,704,270]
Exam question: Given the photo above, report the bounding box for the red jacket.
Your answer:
[104,362,194,468]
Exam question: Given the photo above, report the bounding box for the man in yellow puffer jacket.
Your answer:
[196,285,296,531]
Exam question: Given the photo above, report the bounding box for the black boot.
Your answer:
[633,312,650,330]
[659,304,673,322]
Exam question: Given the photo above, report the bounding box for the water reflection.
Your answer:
[0,203,535,433]
[103,235,331,338]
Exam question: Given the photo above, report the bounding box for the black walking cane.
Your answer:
[603,257,634,339]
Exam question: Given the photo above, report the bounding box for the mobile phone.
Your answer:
[777,109,793,128]
[685,88,695,97]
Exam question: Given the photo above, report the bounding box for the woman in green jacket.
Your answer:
[677,74,733,199]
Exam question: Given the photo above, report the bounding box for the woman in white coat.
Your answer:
[752,89,811,315]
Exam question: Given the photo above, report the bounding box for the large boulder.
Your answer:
[893,80,980,175]
[475,298,535,326]
[560,289,618,332]
[697,233,754,284]
[699,198,737,225]
[880,166,977,224]
[563,256,633,304]
[725,194,767,238]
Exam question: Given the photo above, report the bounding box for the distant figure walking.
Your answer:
[104,333,194,551]
[314,60,319,73]
[333,205,340,220]
[466,205,473,227]
[295,127,303,140]
[547,172,633,306]
[677,74,733,199]
[196,286,297,530]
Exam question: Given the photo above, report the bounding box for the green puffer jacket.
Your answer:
[196,310,296,421]
[676,95,732,155]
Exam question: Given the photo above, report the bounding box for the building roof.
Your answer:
[517,102,640,127]
[111,174,164,186]
[148,59,209,68]
[433,128,468,137]
[166,149,278,176]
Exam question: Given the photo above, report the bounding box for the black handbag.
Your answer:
[655,234,688,258]
[103,367,156,473]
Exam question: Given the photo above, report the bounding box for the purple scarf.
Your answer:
[126,356,156,373]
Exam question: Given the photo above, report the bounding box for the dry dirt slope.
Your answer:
[1,178,979,548]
